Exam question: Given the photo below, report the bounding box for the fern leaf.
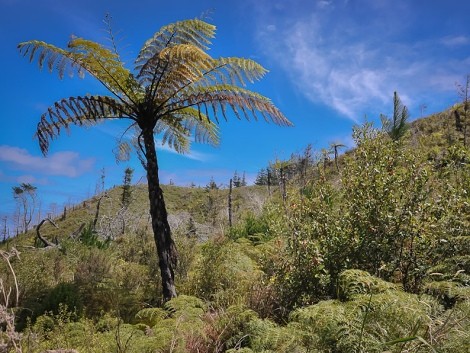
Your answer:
[135,18,215,74]
[36,96,127,155]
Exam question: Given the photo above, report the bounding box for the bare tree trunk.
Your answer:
[36,218,58,248]
[142,128,177,301]
[228,178,233,227]
[267,169,271,197]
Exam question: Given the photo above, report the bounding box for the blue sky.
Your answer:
[1,0,470,230]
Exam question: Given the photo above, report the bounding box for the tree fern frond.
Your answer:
[135,19,216,73]
[209,57,268,86]
[156,116,191,154]
[18,39,142,108]
[67,38,141,101]
[36,96,128,155]
[112,140,132,163]
[174,107,219,147]
[139,44,213,94]
[165,84,292,127]
[18,40,83,79]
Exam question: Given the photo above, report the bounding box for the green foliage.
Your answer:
[187,237,263,307]
[228,212,270,243]
[338,269,398,301]
[289,290,440,353]
[79,222,110,249]
[121,167,134,208]
[2,108,469,352]
[381,91,410,141]
[41,282,83,319]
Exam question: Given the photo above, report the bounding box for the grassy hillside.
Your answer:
[1,109,469,353]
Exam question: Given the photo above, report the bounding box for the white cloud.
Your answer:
[254,0,469,120]
[0,145,95,177]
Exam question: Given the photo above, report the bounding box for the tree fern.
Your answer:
[19,17,291,301]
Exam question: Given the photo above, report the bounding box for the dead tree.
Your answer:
[228,178,233,227]
[36,218,59,248]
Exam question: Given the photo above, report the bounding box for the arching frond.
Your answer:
[155,116,190,153]
[173,107,219,146]
[18,40,85,79]
[67,38,141,101]
[206,57,268,86]
[164,84,292,127]
[18,39,141,103]
[113,140,132,163]
[135,18,216,74]
[139,44,213,90]
[36,96,128,155]
[155,108,219,154]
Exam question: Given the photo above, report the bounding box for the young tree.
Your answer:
[233,171,241,187]
[19,18,291,300]
[121,167,134,208]
[228,178,233,227]
[241,171,247,186]
[381,91,410,141]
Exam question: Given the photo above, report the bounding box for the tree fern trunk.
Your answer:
[142,128,177,301]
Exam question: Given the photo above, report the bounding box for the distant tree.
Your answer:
[381,91,410,141]
[121,167,134,208]
[1,216,8,242]
[233,171,241,187]
[456,74,470,146]
[254,168,268,185]
[228,178,233,227]
[12,183,37,233]
[205,177,219,191]
[330,142,346,172]
[241,171,247,186]
[204,177,220,225]
[19,17,291,300]
[95,167,106,195]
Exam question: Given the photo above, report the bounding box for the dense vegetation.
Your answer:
[1,103,469,352]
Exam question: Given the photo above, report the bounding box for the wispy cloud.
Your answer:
[254,0,470,121]
[155,139,213,162]
[0,145,95,177]
[440,35,469,47]
[16,174,49,185]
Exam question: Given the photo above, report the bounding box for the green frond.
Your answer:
[18,38,142,102]
[156,117,191,154]
[135,18,216,74]
[210,57,268,86]
[174,107,220,146]
[168,84,292,127]
[18,40,85,79]
[67,38,141,99]
[135,307,167,327]
[140,44,213,93]
[36,95,127,155]
[155,108,219,153]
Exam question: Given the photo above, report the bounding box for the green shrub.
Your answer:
[41,282,83,319]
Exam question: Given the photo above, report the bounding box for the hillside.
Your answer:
[1,109,469,353]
